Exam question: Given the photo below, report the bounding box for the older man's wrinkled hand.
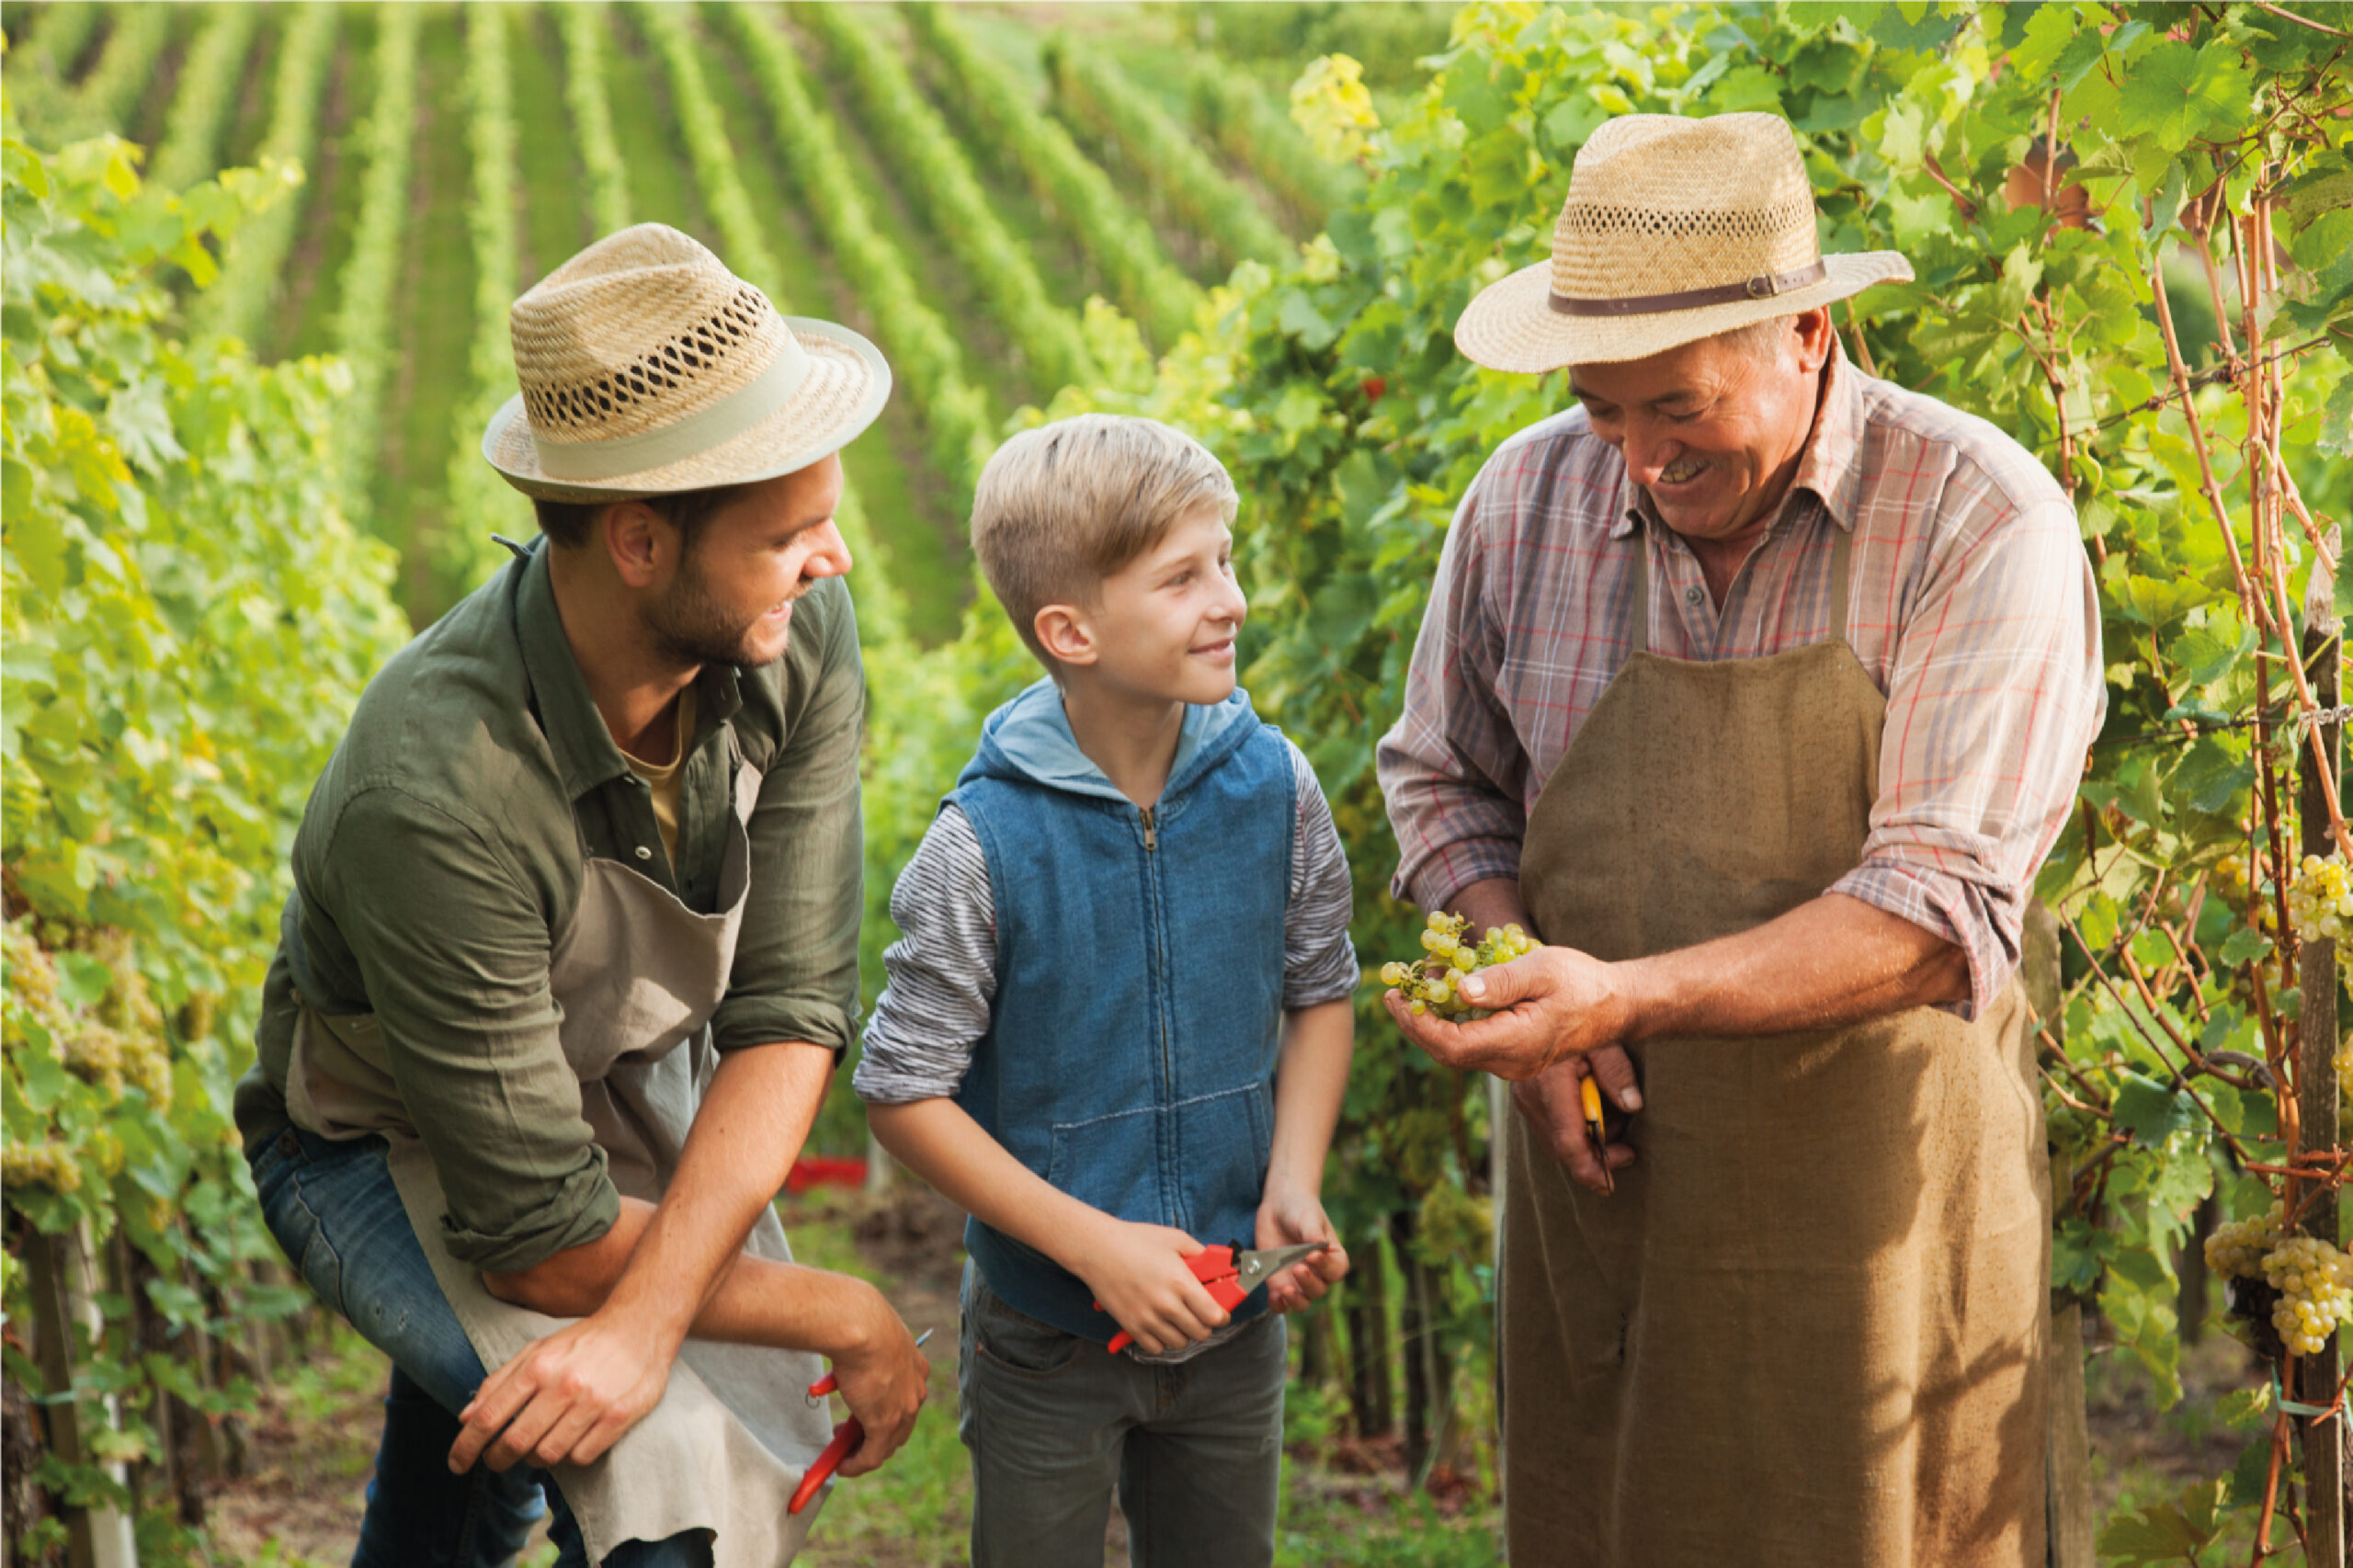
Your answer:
[1382,942,1629,1079]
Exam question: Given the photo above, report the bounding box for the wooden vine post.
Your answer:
[2299,574,2343,1567]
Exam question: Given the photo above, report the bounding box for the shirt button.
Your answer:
[634,846,653,860]
[1685,585,1703,605]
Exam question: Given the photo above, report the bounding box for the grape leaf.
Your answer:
[2218,927,2276,968]
[2112,1070,2200,1148]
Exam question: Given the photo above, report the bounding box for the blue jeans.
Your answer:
[958,1264,1287,1568]
[248,1124,712,1568]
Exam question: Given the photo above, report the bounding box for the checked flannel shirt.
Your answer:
[1376,348,2107,1019]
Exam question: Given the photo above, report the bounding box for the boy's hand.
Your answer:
[1256,1187,1348,1313]
[1076,1221,1230,1355]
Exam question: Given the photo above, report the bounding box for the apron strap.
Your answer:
[1629,531,1650,657]
[1827,520,1853,645]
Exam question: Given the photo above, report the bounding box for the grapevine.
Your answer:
[1375,910,1536,1019]
[1044,33,1292,272]
[190,2,339,348]
[560,3,631,238]
[68,4,171,139]
[633,3,782,298]
[903,1,1204,351]
[801,3,1103,394]
[325,1,421,528]
[434,0,535,597]
[1171,52,1361,234]
[147,2,261,192]
[724,3,996,501]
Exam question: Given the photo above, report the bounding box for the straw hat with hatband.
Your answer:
[483,223,891,502]
[1455,113,1914,372]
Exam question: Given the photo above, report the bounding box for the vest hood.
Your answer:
[958,678,1265,803]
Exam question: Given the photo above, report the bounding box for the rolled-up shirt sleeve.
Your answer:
[324,789,620,1275]
[1827,489,2104,1018]
[716,575,867,1057]
[1377,482,1534,912]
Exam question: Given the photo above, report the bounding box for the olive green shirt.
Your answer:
[234,543,865,1274]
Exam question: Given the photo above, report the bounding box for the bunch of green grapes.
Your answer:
[2206,1202,2285,1281]
[1375,910,1537,1018]
[2263,1234,2353,1357]
[2289,853,2353,943]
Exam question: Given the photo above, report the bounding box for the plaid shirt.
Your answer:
[1376,350,2105,1018]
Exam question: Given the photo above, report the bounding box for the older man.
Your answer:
[1379,115,2104,1566]
[234,226,930,1567]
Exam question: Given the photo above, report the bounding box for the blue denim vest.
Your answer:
[948,680,1296,1341]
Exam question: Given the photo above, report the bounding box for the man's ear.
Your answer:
[602,500,670,589]
[1033,602,1100,667]
[1794,306,1836,375]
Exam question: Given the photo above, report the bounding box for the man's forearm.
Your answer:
[1453,879,1963,1038]
[1614,892,1969,1040]
[484,1040,835,1346]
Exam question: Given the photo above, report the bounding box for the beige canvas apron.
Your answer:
[287,758,836,1567]
[1505,526,2048,1567]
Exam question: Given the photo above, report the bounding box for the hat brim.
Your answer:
[1454,252,1914,372]
[483,317,894,501]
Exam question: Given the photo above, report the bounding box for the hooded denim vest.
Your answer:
[948,679,1295,1341]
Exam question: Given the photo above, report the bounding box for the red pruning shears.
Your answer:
[1097,1242,1331,1355]
[788,1326,934,1516]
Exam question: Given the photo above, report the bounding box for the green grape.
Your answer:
[2264,1233,2353,1357]
[2289,854,2353,943]
[2207,1202,2285,1281]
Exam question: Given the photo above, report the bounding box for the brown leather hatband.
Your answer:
[1548,261,1830,317]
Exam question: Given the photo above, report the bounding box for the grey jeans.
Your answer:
[958,1263,1288,1568]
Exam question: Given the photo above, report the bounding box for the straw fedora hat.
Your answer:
[483,223,891,501]
[1454,113,1913,371]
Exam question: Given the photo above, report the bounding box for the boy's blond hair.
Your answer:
[971,415,1239,665]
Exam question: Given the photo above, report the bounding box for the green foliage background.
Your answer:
[4,0,2351,1555]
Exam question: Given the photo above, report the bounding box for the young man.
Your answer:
[857,415,1356,1568]
[236,225,929,1568]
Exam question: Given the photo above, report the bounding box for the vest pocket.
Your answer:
[1045,1105,1161,1223]
[1043,1085,1274,1237]
[1171,1084,1273,1242]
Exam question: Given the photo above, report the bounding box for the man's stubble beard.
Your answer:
[647,548,792,670]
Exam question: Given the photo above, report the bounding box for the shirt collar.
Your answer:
[514,542,745,803]
[1608,341,1867,541]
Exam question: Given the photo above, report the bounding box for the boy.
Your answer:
[857,415,1357,1568]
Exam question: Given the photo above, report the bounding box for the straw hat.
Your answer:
[1454,113,1913,371]
[483,224,891,501]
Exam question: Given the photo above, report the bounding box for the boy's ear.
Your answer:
[1033,603,1100,667]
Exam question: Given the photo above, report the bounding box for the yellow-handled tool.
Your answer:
[1579,1072,1614,1195]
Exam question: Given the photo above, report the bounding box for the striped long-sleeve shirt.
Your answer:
[1375,349,2105,1019]
[855,738,1358,1104]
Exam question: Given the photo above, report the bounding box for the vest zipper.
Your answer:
[1141,804,1157,850]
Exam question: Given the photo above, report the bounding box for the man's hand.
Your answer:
[1075,1220,1230,1356]
[1256,1185,1349,1313]
[1512,1052,1641,1194]
[450,1310,676,1472]
[824,1288,932,1478]
[1385,943,1630,1079]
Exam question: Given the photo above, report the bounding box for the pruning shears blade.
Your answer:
[1233,1242,1331,1291]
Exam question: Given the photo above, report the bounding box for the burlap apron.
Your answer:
[1504,526,2048,1567]
[287,758,835,1566]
